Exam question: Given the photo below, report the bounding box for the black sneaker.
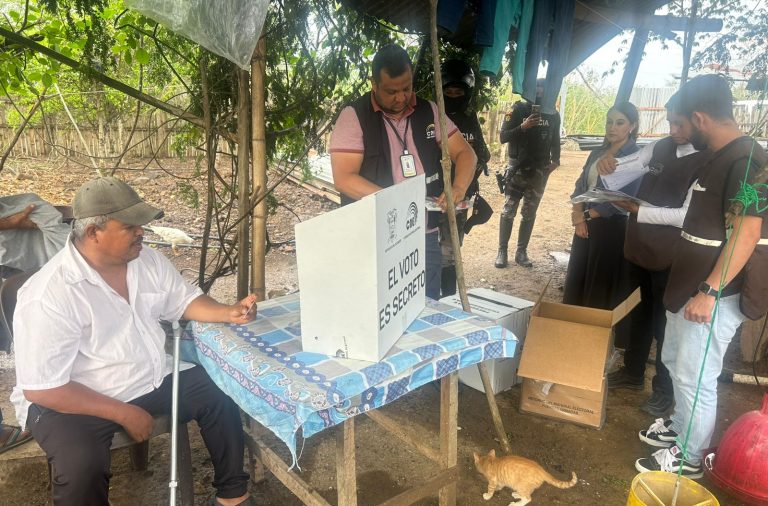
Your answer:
[640,391,674,417]
[639,418,678,448]
[635,446,703,479]
[606,367,644,390]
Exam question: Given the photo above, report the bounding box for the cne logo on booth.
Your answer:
[406,202,418,230]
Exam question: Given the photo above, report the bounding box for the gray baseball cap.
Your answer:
[73,176,164,226]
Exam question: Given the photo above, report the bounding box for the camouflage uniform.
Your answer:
[501,163,551,222]
[495,99,560,268]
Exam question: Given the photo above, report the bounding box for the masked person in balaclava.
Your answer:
[438,59,491,296]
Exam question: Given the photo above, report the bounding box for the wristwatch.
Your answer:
[583,210,592,222]
[697,281,718,297]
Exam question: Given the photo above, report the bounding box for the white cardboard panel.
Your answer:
[296,175,426,362]
[441,288,534,393]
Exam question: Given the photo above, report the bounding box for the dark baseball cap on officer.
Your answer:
[73,176,164,226]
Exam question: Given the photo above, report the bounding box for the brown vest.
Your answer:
[624,138,705,271]
[740,219,768,319]
[664,136,768,314]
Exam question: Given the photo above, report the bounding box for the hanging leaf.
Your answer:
[135,48,150,65]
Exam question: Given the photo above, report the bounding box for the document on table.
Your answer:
[571,188,657,208]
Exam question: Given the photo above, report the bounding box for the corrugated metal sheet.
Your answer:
[629,87,767,138]
[629,86,676,136]
[734,101,768,137]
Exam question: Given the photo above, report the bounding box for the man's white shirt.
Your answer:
[11,238,202,428]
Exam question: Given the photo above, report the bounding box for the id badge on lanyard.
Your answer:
[400,149,416,178]
[384,115,417,178]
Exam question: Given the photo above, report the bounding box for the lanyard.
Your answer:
[383,115,410,153]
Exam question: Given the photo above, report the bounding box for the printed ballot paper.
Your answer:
[571,188,655,208]
[598,150,649,191]
[295,175,426,362]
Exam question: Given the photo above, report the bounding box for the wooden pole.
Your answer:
[428,0,511,456]
[0,88,46,172]
[335,417,357,506]
[236,68,251,299]
[54,83,101,173]
[680,0,700,86]
[438,372,458,506]
[615,28,649,105]
[251,37,268,302]
[428,2,466,310]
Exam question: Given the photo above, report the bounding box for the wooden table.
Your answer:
[191,293,516,505]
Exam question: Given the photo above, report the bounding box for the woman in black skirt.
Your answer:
[564,102,640,309]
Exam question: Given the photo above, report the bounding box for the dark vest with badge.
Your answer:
[664,136,768,317]
[507,100,558,169]
[346,92,445,228]
[624,137,705,271]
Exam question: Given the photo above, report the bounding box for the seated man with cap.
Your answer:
[11,177,258,506]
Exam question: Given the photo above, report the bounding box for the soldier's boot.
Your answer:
[495,217,514,268]
[515,219,535,268]
[441,265,457,297]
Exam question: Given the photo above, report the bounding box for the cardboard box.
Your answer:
[516,288,641,428]
[520,378,607,429]
[440,288,534,393]
[295,175,426,362]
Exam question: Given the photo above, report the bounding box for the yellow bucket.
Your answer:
[627,472,719,506]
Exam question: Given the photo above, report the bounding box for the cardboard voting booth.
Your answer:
[440,288,534,393]
[295,175,426,362]
[517,288,641,428]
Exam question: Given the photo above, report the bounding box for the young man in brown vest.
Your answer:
[634,75,768,479]
[600,94,706,417]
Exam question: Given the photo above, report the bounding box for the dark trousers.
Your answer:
[623,262,673,395]
[425,230,442,300]
[563,216,628,309]
[27,366,249,506]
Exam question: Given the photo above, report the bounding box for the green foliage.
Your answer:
[664,0,768,80]
[562,73,612,136]
[413,40,496,113]
[176,180,199,209]
[170,122,203,159]
[38,0,112,66]
[628,1,768,88]
[258,1,393,162]
[265,192,278,216]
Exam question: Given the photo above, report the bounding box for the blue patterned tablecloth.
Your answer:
[191,292,516,464]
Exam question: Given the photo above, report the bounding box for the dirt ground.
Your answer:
[0,149,765,505]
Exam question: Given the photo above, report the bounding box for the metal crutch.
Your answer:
[169,320,182,505]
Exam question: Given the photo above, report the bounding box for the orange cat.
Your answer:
[473,449,578,505]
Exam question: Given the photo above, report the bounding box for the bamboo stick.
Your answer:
[428,0,511,456]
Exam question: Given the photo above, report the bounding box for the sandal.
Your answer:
[0,424,33,454]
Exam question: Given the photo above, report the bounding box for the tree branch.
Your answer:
[0,26,237,143]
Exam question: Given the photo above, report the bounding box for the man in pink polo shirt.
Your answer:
[329,43,476,299]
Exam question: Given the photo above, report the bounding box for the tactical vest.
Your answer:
[447,110,483,196]
[664,136,768,317]
[624,138,705,271]
[345,93,445,228]
[508,100,558,169]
